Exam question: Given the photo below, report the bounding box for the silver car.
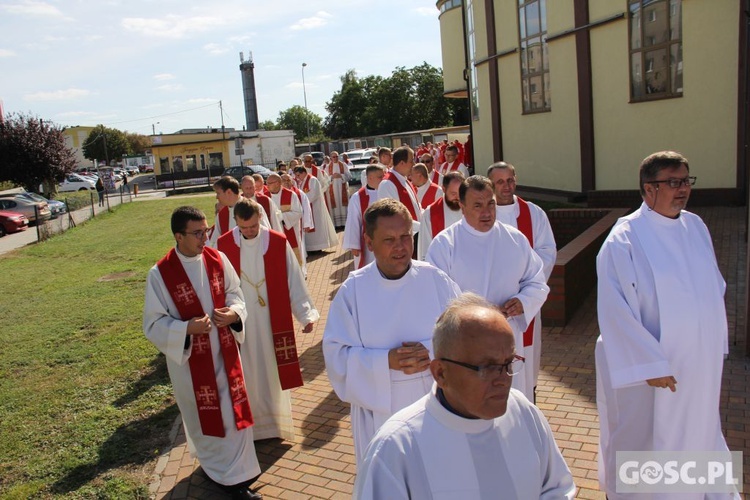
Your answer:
[0,193,52,223]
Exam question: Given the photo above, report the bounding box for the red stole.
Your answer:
[217,206,230,235]
[429,197,447,236]
[357,187,370,269]
[255,194,272,223]
[440,161,459,175]
[419,183,440,209]
[515,197,535,347]
[383,171,419,221]
[429,170,441,185]
[326,162,349,209]
[218,230,304,390]
[276,188,299,250]
[156,247,253,437]
[301,176,316,232]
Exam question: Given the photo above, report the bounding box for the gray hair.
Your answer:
[433,292,497,358]
[486,161,516,178]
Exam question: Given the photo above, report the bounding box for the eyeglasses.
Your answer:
[647,176,697,188]
[182,229,210,239]
[440,354,525,380]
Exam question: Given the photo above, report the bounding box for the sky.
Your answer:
[0,0,445,136]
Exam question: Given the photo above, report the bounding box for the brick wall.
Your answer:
[548,208,611,248]
[542,208,630,326]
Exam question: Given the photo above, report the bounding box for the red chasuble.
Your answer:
[218,230,304,390]
[383,171,419,221]
[157,246,253,437]
[515,197,535,347]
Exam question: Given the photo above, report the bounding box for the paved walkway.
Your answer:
[149,206,750,499]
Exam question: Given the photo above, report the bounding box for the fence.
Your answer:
[35,186,134,242]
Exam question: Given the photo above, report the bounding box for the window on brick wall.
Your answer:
[629,0,683,101]
[518,0,550,113]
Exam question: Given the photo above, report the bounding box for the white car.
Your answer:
[59,174,96,192]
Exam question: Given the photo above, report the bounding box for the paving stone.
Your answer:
[148,211,750,498]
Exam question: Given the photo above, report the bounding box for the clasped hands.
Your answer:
[388,342,430,374]
[186,307,239,335]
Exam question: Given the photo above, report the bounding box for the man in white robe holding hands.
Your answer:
[489,162,556,400]
[143,206,262,500]
[294,166,337,252]
[426,175,549,402]
[355,293,575,499]
[323,198,461,464]
[218,199,319,442]
[595,151,739,499]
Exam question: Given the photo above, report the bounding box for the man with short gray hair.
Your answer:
[354,292,576,499]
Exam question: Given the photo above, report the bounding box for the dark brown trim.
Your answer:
[474,47,517,67]
[574,0,595,193]
[627,93,683,104]
[737,1,749,204]
[546,12,625,42]
[485,0,502,161]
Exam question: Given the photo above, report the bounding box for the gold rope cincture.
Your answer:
[240,271,267,307]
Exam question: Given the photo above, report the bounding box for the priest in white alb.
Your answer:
[143,206,262,500]
[355,293,576,499]
[489,162,556,399]
[265,173,304,267]
[217,199,319,441]
[411,162,443,210]
[241,175,281,232]
[293,166,338,252]
[426,176,549,402]
[208,176,270,248]
[596,151,738,499]
[342,164,385,269]
[417,171,464,261]
[323,198,461,464]
[325,151,352,227]
[377,145,422,236]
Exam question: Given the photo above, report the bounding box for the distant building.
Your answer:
[437,0,749,204]
[61,126,95,169]
[150,128,294,189]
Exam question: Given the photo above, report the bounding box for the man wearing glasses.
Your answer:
[419,153,443,186]
[354,293,575,499]
[426,176,549,402]
[596,151,736,498]
[143,206,262,499]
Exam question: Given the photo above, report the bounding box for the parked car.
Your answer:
[59,173,96,192]
[0,210,29,236]
[347,157,375,185]
[125,166,140,176]
[0,194,51,223]
[222,165,274,182]
[19,192,66,218]
[139,164,154,173]
[310,152,325,166]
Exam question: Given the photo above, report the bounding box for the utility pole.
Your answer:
[302,62,311,152]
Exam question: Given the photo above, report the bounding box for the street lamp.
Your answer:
[152,122,160,135]
[301,62,311,152]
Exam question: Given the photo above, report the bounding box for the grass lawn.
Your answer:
[0,195,215,499]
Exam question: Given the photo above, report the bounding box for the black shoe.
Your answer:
[230,486,262,500]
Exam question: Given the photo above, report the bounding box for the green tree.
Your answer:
[82,125,130,165]
[323,63,469,139]
[258,120,276,131]
[276,105,322,143]
[0,113,76,192]
[125,132,151,155]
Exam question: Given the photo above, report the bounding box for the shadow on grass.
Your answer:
[113,355,169,408]
[50,404,179,496]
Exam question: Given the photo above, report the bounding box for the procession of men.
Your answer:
[144,146,740,499]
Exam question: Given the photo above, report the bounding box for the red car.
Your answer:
[0,210,29,236]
